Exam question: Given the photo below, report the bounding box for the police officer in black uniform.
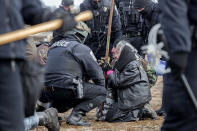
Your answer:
[37,0,75,65]
[37,22,106,126]
[0,0,76,130]
[115,0,145,56]
[53,0,74,40]
[80,0,122,60]
[160,0,197,130]
[115,0,160,56]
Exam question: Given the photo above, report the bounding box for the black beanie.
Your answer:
[134,0,152,9]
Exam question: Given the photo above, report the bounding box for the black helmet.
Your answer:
[65,22,91,43]
[133,0,152,9]
[61,0,74,6]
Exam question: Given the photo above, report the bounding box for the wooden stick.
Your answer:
[0,10,93,45]
[105,0,115,63]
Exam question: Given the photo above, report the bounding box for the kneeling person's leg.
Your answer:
[67,83,106,126]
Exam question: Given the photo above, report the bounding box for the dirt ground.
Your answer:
[34,77,164,131]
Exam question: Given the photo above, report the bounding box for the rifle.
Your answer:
[0,10,93,45]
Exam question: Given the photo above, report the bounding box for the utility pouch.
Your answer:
[73,77,84,99]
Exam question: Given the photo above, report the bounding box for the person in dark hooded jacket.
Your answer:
[0,0,76,130]
[97,39,157,122]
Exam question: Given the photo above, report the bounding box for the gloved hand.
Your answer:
[106,70,114,76]
[169,52,189,73]
[106,70,115,88]
[101,62,112,73]
[51,8,76,32]
[36,44,49,65]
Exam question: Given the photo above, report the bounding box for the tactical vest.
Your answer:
[86,0,110,40]
[118,0,145,36]
[46,40,83,78]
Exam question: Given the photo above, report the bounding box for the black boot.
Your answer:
[156,107,166,116]
[36,100,51,112]
[141,103,157,120]
[38,108,60,131]
[66,111,91,126]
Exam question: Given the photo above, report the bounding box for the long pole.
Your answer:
[180,73,197,111]
[100,0,115,117]
[0,10,93,45]
[105,0,115,63]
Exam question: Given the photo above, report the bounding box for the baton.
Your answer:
[0,10,93,45]
[180,73,197,111]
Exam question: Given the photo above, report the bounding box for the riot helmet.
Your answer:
[133,0,152,9]
[89,0,103,9]
[65,21,91,43]
[61,0,74,7]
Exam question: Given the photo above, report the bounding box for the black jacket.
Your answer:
[45,37,105,90]
[108,60,151,110]
[160,0,197,56]
[141,3,160,42]
[143,3,160,31]
[0,0,51,59]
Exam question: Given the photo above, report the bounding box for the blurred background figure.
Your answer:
[160,0,197,130]
[80,0,122,60]
[0,0,76,130]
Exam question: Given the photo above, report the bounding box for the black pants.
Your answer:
[162,48,197,131]
[105,104,141,122]
[39,82,106,113]
[0,60,24,131]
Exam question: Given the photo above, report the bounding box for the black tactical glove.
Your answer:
[101,62,112,73]
[168,52,189,73]
[51,8,76,32]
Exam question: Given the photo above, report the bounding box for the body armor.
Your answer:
[118,0,145,37]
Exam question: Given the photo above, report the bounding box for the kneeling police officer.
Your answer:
[37,22,106,126]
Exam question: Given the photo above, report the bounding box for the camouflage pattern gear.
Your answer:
[141,103,157,120]
[36,44,49,65]
[65,21,90,43]
[140,57,157,88]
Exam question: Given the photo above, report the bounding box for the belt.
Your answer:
[45,86,76,93]
[45,86,66,92]
[45,86,55,92]
[124,32,141,38]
